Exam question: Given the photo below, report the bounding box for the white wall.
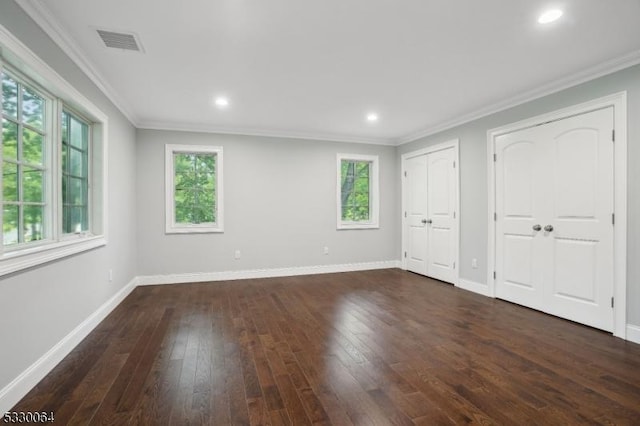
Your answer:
[136,130,399,276]
[0,0,138,403]
[398,64,640,325]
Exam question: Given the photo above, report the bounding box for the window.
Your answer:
[61,110,90,234]
[337,153,379,229]
[165,144,223,233]
[0,29,107,276]
[2,73,48,246]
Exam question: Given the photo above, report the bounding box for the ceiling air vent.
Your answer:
[96,29,144,52]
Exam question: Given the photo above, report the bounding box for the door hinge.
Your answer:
[404,171,407,177]
[453,161,456,168]
[453,261,456,269]
[404,211,407,218]
[453,211,456,219]
[612,213,615,225]
[493,153,497,162]
[404,251,407,258]
[611,297,614,308]
[494,212,497,221]
[612,129,615,142]
[493,271,496,280]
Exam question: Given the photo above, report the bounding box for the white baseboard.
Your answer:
[138,260,401,286]
[626,324,640,345]
[456,278,492,297]
[0,277,138,414]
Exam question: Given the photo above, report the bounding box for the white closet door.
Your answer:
[426,148,457,283]
[542,108,614,331]
[405,154,428,275]
[495,128,546,310]
[404,147,458,284]
[495,107,614,331]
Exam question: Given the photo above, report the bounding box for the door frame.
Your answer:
[401,139,460,285]
[487,92,628,339]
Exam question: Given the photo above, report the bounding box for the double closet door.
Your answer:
[404,147,458,284]
[494,107,614,331]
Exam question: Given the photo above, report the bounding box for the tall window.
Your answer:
[2,72,48,246]
[61,110,89,234]
[337,153,379,229]
[0,41,107,277]
[165,144,223,233]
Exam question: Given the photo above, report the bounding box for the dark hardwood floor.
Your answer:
[12,269,640,425]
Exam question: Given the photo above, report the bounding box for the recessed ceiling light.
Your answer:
[366,113,379,122]
[538,9,563,24]
[215,97,229,108]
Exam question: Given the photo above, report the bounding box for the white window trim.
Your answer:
[0,23,108,277]
[165,144,224,234]
[59,106,94,238]
[336,153,380,230]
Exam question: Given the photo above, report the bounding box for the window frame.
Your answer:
[60,107,92,236]
[0,23,108,277]
[1,69,54,249]
[336,153,380,230]
[165,144,224,234]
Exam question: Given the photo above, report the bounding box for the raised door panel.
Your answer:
[553,239,597,303]
[503,235,535,291]
[427,157,450,216]
[554,128,598,220]
[503,141,535,218]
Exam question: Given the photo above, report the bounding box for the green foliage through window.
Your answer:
[2,71,46,246]
[174,152,217,224]
[61,110,89,233]
[340,159,371,222]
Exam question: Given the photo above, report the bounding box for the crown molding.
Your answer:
[396,49,640,145]
[138,120,396,146]
[17,0,140,126]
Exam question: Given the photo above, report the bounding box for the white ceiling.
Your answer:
[19,0,640,145]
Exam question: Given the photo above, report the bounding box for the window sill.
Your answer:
[337,223,380,230]
[0,235,106,277]
[165,226,224,234]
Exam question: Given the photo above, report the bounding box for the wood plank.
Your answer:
[9,270,640,424]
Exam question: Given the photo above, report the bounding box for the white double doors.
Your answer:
[494,107,614,331]
[404,146,458,284]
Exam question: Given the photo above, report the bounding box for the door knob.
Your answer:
[532,224,542,231]
[544,224,554,232]
[421,219,432,224]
